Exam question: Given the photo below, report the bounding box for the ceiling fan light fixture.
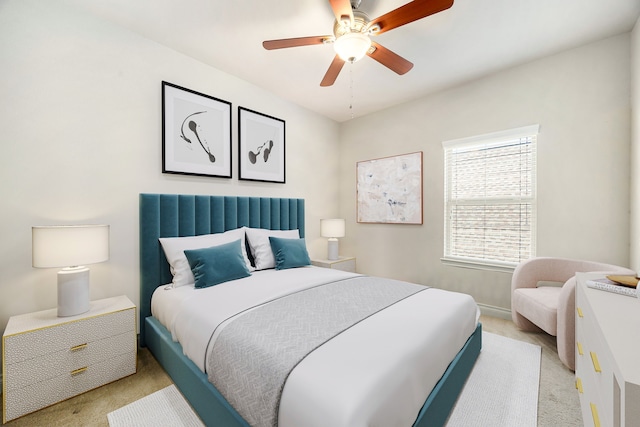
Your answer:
[334,32,371,63]
[367,23,381,34]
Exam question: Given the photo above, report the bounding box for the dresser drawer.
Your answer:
[4,308,135,365]
[5,330,135,391]
[4,350,136,422]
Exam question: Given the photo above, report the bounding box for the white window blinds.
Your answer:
[442,125,538,270]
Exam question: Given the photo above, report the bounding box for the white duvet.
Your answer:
[151,266,479,427]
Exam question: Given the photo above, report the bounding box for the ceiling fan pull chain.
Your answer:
[349,63,354,119]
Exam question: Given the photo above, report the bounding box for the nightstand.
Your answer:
[2,295,137,423]
[311,256,356,273]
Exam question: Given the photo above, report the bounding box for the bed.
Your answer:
[139,193,482,427]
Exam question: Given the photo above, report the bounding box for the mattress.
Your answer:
[151,266,479,426]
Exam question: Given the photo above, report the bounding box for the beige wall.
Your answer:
[0,1,341,334]
[0,1,637,346]
[339,34,633,315]
[630,16,640,272]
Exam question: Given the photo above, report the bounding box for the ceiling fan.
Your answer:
[262,0,454,87]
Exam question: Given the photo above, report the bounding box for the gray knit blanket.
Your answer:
[206,275,426,427]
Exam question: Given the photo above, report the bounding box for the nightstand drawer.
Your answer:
[4,351,136,422]
[4,308,135,365]
[5,331,135,391]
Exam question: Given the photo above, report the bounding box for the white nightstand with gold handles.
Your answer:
[311,256,356,273]
[2,295,137,423]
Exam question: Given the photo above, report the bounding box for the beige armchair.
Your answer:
[511,257,634,371]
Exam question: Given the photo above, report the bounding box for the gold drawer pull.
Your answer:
[577,341,584,356]
[576,378,583,393]
[577,307,583,318]
[590,403,601,427]
[590,352,602,373]
[70,343,88,352]
[70,367,88,376]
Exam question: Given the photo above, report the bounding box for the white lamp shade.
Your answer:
[334,32,371,62]
[320,219,346,238]
[32,225,110,268]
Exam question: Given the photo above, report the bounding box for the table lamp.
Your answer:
[32,224,110,317]
[320,219,345,261]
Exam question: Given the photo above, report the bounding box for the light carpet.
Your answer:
[108,332,541,427]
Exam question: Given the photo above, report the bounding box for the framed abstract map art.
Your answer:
[356,151,423,224]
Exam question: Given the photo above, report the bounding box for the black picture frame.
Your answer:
[238,107,286,183]
[162,81,232,178]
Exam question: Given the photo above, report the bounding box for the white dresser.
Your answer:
[575,273,640,427]
[2,295,137,423]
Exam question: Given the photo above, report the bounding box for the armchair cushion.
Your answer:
[512,286,561,336]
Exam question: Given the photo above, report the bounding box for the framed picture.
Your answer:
[357,151,423,224]
[162,81,232,178]
[238,107,285,183]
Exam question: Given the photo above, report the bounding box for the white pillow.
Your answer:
[245,228,300,270]
[159,227,253,287]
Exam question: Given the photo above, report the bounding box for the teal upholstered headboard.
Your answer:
[139,193,305,346]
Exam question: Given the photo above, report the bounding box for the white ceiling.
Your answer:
[65,0,640,122]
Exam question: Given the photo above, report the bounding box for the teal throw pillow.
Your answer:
[269,237,311,270]
[184,239,251,288]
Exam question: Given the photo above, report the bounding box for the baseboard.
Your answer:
[477,303,512,320]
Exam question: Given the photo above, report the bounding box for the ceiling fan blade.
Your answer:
[368,0,453,35]
[367,42,413,75]
[329,0,354,26]
[320,55,346,87]
[263,36,330,50]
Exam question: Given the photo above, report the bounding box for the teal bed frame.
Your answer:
[139,193,481,427]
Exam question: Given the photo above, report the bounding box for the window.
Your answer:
[442,125,538,271]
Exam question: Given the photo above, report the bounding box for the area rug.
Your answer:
[107,332,540,427]
[107,384,204,427]
[446,332,541,426]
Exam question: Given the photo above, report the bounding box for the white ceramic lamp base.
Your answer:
[57,267,90,317]
[327,238,339,261]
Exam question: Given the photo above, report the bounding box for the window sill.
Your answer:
[440,257,516,273]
